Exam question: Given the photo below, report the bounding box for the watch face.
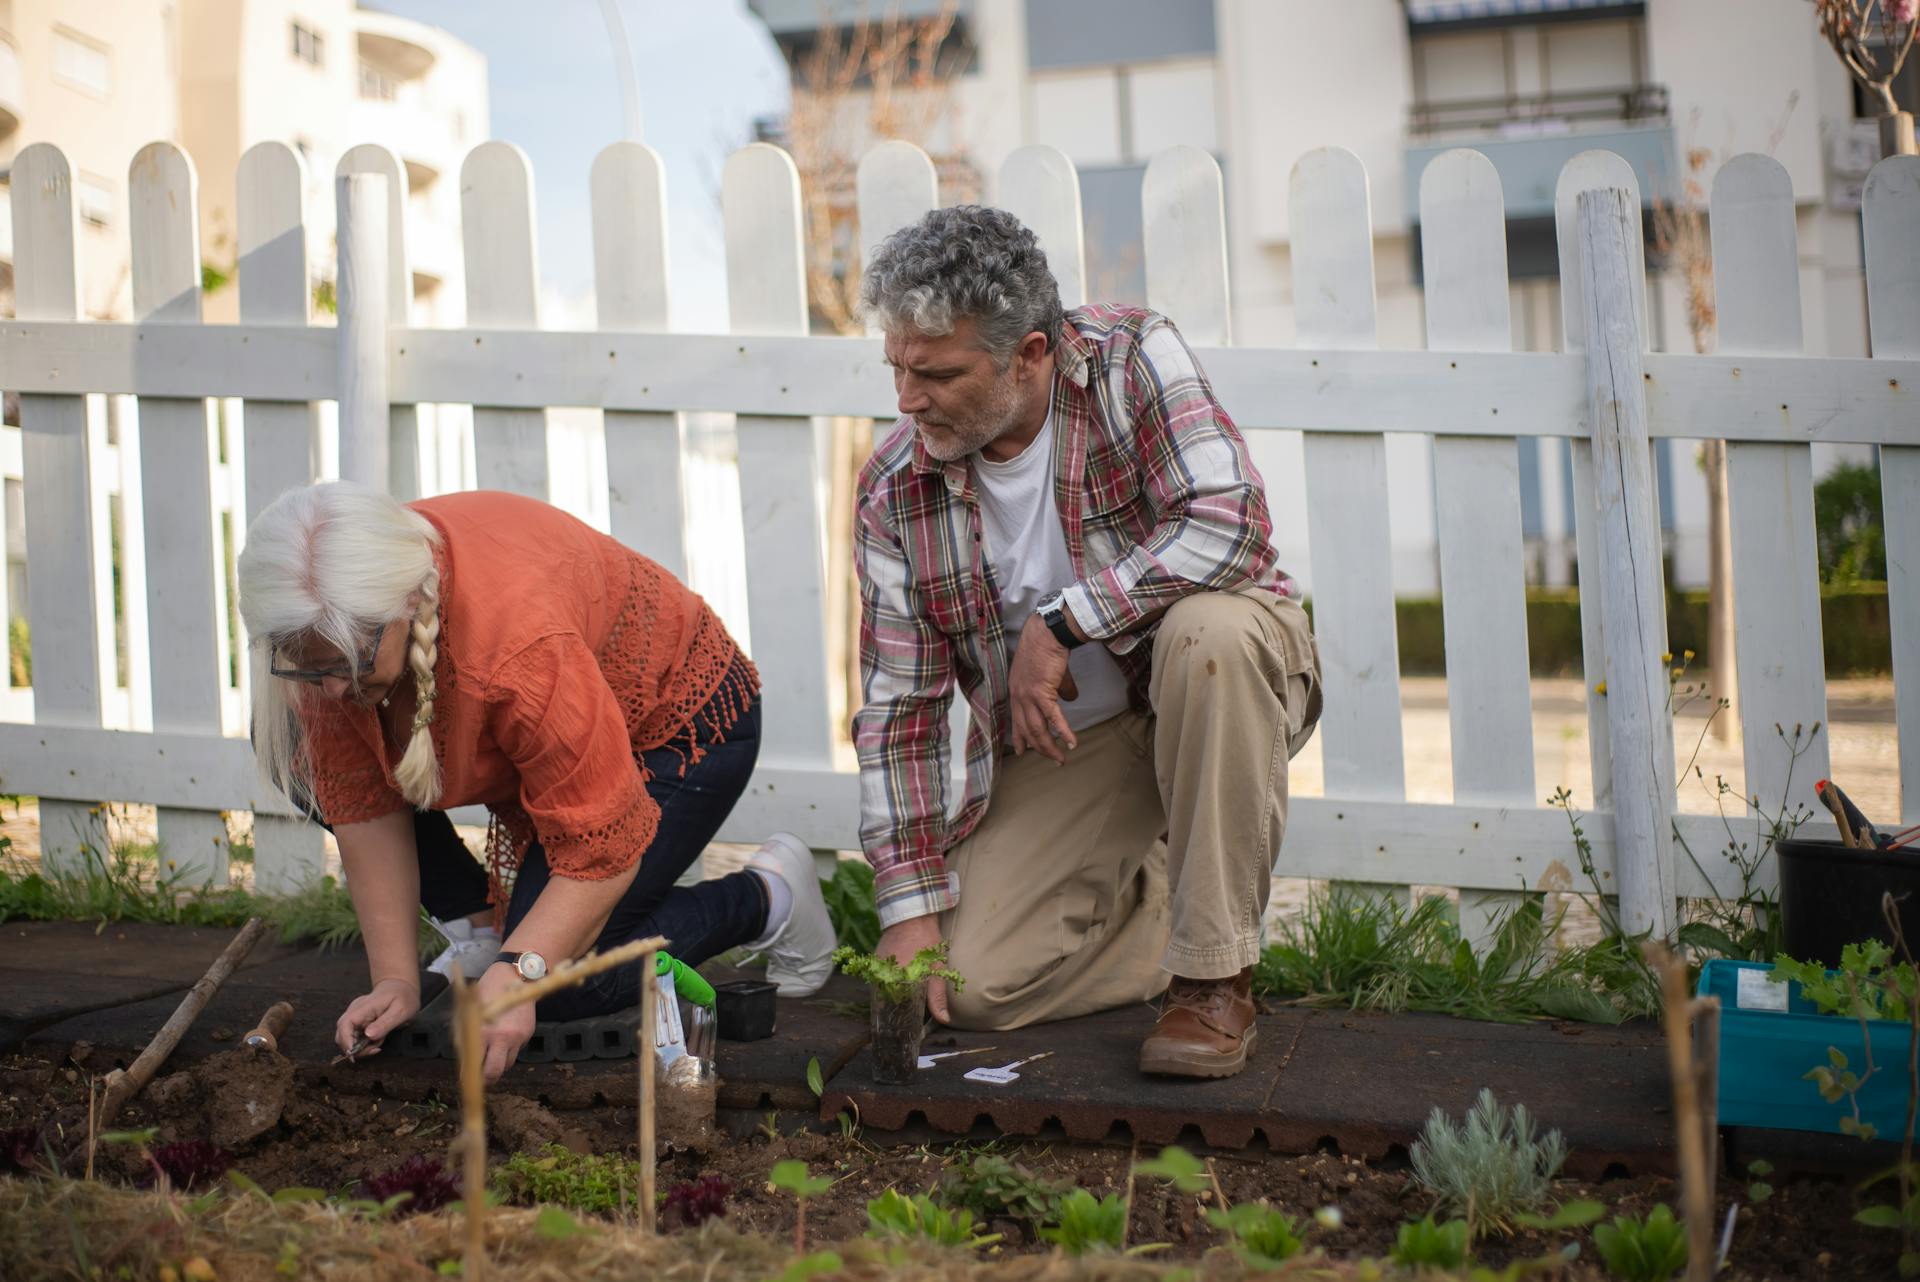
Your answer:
[516,952,549,981]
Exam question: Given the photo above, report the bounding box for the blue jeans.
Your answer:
[415,672,770,1021]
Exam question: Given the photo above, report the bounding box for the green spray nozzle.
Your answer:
[655,952,715,1009]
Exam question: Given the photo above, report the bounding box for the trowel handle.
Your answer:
[244,1001,294,1052]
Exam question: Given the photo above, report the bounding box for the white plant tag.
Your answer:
[1736,967,1789,1013]
[964,1052,1053,1084]
[917,1046,997,1070]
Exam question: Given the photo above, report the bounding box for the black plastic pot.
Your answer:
[870,986,928,1085]
[1778,837,1920,967]
[715,979,778,1042]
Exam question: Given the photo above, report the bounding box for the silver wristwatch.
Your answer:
[1036,590,1085,649]
[495,950,549,982]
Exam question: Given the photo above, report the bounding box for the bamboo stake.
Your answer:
[453,969,487,1282]
[1646,942,1714,1282]
[93,918,269,1134]
[1693,995,1722,1221]
[638,944,659,1236]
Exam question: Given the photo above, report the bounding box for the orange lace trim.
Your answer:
[481,571,760,919]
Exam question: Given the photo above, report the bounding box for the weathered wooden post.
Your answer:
[1577,187,1676,938]
[335,171,390,491]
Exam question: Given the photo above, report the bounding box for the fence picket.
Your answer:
[591,142,686,580]
[1419,148,1536,945]
[128,142,232,881]
[337,145,419,498]
[724,144,835,767]
[999,145,1086,309]
[12,143,109,868]
[1713,155,1830,859]
[237,140,327,889]
[1290,147,1408,907]
[1864,155,1920,825]
[1143,146,1231,346]
[461,142,548,499]
[857,141,938,271]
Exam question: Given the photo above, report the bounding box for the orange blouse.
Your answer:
[298,491,758,898]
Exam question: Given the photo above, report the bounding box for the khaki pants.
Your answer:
[942,589,1321,1031]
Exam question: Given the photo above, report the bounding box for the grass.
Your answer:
[0,1177,1488,1282]
[1253,887,1660,1024]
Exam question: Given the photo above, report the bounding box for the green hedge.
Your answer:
[1311,582,1891,678]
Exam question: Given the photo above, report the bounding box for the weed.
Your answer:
[491,1145,645,1215]
[1037,1188,1127,1255]
[1390,1213,1470,1272]
[1410,1089,1566,1237]
[1591,1203,1688,1282]
[1134,1146,1208,1194]
[1205,1202,1304,1267]
[832,942,963,1004]
[770,1160,833,1253]
[662,1176,731,1229]
[936,1152,1065,1225]
[361,1156,459,1215]
[864,1189,1001,1249]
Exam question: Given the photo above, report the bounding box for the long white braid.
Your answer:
[393,569,443,808]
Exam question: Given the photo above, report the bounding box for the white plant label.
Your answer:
[964,1052,1054,1085]
[917,1046,997,1070]
[1736,967,1789,1013]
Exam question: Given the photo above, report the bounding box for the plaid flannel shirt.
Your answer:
[852,305,1296,930]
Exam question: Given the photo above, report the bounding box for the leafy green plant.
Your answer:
[864,1189,1001,1249]
[770,1160,834,1253]
[1038,1189,1128,1255]
[1855,1172,1920,1278]
[490,1145,645,1215]
[1134,1145,1209,1194]
[819,859,880,956]
[831,942,964,1004]
[1206,1202,1304,1267]
[1814,460,1886,584]
[937,1153,1065,1226]
[1410,1089,1567,1237]
[1391,1213,1470,1272]
[1592,1204,1688,1282]
[1745,1158,1775,1204]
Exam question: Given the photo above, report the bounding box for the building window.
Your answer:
[291,21,324,67]
[359,60,397,100]
[76,175,114,228]
[52,28,112,97]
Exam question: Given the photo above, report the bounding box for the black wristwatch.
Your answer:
[1036,591,1086,650]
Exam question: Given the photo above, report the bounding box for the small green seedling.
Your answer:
[1514,1200,1606,1231]
[1391,1213,1470,1272]
[1039,1189,1129,1256]
[1855,1168,1920,1278]
[1592,1204,1688,1282]
[1746,1158,1775,1204]
[937,1153,1065,1225]
[1134,1146,1209,1194]
[832,943,965,1004]
[865,1189,1002,1249]
[771,1159,834,1253]
[1206,1202,1304,1267]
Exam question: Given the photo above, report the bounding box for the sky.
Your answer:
[365,0,790,332]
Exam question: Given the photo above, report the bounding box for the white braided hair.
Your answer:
[236,481,444,812]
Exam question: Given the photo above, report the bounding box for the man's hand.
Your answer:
[335,977,420,1058]
[1008,613,1080,764]
[878,915,951,1023]
[476,963,538,1084]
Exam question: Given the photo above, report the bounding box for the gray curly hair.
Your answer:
[860,205,1064,365]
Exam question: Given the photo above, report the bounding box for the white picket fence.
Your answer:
[1,135,1915,941]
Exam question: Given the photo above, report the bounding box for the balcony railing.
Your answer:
[1410,83,1668,139]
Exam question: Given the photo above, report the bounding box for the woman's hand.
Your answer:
[336,978,421,1058]
[475,963,538,1083]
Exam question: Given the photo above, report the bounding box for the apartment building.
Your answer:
[746,0,1902,595]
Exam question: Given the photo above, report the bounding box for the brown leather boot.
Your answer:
[1139,967,1257,1078]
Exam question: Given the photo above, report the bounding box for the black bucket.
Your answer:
[1777,837,1920,967]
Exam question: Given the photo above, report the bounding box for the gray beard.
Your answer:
[919,374,1024,462]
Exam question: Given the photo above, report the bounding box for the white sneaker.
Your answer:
[426,916,502,979]
[746,832,837,997]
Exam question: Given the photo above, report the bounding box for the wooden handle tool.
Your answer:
[243,1001,294,1054]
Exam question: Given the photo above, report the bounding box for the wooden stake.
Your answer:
[93,917,268,1133]
[1693,995,1722,1219]
[638,944,659,1236]
[84,1077,97,1181]
[454,968,487,1282]
[1646,943,1714,1282]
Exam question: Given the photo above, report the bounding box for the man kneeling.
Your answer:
[852,206,1322,1078]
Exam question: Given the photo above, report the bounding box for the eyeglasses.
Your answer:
[269,632,382,685]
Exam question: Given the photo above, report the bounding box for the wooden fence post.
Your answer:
[337,145,419,500]
[461,143,549,500]
[1863,156,1920,826]
[1577,186,1676,938]
[336,172,391,492]
[1000,145,1087,309]
[13,142,109,870]
[238,140,327,890]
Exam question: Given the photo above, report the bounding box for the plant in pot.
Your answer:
[832,942,964,1084]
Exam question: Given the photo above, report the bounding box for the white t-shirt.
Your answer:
[973,411,1133,732]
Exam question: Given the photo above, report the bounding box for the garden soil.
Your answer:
[0,1051,1891,1280]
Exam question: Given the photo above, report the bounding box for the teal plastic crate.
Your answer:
[1700,958,1913,1137]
